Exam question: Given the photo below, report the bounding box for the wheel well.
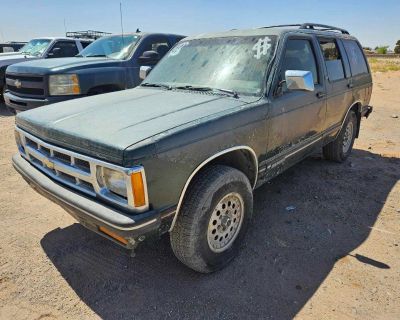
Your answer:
[87,84,121,95]
[169,147,258,232]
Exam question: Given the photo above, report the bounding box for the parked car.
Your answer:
[12,24,373,273]
[0,37,92,111]
[0,42,26,54]
[4,32,185,113]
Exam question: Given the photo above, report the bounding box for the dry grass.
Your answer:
[368,57,400,72]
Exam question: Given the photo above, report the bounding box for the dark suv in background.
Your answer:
[12,24,372,273]
[4,32,185,113]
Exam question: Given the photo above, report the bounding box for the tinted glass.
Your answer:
[144,35,278,96]
[343,40,369,76]
[50,41,79,57]
[319,39,345,81]
[281,39,319,85]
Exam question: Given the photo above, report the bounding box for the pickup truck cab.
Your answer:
[1,37,92,110]
[12,24,373,273]
[4,32,185,113]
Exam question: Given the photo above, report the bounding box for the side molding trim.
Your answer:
[168,146,258,232]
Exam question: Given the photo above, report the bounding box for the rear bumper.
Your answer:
[361,105,373,118]
[12,154,173,248]
[4,91,83,111]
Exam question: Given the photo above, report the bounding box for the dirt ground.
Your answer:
[0,72,399,320]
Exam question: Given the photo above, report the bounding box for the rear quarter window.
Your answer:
[343,40,369,76]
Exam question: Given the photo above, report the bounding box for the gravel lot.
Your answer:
[0,72,399,319]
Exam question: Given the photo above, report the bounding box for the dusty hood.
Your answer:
[6,57,121,74]
[16,87,249,164]
[0,54,37,68]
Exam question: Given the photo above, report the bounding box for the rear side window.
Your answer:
[281,39,319,85]
[343,40,369,76]
[49,41,79,57]
[80,41,92,49]
[319,39,345,81]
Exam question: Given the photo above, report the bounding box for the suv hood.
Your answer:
[16,87,249,164]
[0,54,37,68]
[7,57,122,74]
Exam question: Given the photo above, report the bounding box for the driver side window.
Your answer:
[280,39,319,92]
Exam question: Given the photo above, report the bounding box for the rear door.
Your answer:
[317,37,353,131]
[341,39,372,107]
[266,35,327,170]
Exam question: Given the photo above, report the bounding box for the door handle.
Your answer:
[316,92,326,99]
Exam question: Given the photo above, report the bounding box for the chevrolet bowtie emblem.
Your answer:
[14,79,22,88]
[42,158,55,170]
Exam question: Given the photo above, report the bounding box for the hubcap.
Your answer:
[207,192,244,253]
[342,121,354,154]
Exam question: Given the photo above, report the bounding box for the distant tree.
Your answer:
[395,40,400,54]
[376,46,389,54]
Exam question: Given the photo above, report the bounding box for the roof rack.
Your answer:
[259,23,350,35]
[65,30,111,40]
[300,23,349,34]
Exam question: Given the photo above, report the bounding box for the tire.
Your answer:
[170,165,253,273]
[323,110,357,162]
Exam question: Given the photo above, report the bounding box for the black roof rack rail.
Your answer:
[258,23,350,35]
[300,23,350,34]
[65,30,111,40]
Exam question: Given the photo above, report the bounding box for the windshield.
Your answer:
[19,39,52,56]
[143,35,277,96]
[78,35,140,59]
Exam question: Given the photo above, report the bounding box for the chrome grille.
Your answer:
[15,127,149,211]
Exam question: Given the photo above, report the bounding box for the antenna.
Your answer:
[120,2,125,45]
[63,18,67,35]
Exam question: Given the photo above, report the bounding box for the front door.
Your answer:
[265,35,327,175]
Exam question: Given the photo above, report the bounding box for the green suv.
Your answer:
[12,23,373,273]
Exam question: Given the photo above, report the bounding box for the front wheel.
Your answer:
[170,165,253,273]
[323,110,357,162]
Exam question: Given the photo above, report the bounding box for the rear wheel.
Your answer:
[323,110,357,162]
[170,165,253,273]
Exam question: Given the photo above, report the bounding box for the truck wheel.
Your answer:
[323,110,357,162]
[170,165,253,273]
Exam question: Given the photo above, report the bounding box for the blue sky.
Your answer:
[0,0,399,48]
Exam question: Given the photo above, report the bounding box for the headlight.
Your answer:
[96,166,147,208]
[97,167,128,198]
[49,74,80,96]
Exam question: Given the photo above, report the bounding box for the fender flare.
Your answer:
[168,146,258,232]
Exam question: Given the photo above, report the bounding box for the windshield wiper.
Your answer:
[174,85,239,98]
[85,54,108,58]
[141,82,172,90]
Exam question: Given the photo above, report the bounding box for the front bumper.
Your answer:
[4,91,83,112]
[12,154,173,248]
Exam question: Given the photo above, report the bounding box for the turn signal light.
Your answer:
[131,171,146,207]
[99,226,128,245]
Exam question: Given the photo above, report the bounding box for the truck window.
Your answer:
[342,40,369,76]
[281,39,319,86]
[80,41,92,49]
[140,38,170,59]
[319,39,345,81]
[49,41,79,58]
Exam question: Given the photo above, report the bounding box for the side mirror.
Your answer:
[139,66,152,80]
[138,50,159,64]
[285,70,315,92]
[48,47,61,58]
